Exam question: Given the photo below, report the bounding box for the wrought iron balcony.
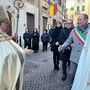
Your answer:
[75,11,80,15]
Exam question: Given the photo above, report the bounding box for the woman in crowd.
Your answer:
[32,28,40,53]
[51,21,63,70]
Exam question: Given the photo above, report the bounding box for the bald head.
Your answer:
[81,14,88,20]
[77,14,88,27]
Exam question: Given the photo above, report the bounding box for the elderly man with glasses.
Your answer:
[59,19,74,81]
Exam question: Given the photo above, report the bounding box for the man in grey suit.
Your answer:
[58,14,90,85]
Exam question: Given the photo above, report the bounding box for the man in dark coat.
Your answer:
[49,26,55,47]
[49,26,54,39]
[41,29,50,52]
[23,28,32,49]
[59,19,74,81]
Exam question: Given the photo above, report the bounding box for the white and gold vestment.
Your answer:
[0,32,25,90]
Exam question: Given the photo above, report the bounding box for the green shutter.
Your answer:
[82,5,85,11]
[77,6,80,11]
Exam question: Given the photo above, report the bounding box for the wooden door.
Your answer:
[53,19,56,27]
[43,16,47,31]
[27,13,35,33]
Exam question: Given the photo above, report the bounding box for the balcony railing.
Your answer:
[25,0,35,4]
[75,11,80,15]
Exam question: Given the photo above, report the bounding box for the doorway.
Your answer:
[43,16,48,31]
[27,13,35,33]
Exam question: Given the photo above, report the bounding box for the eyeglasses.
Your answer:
[67,23,72,24]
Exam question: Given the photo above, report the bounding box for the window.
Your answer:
[82,5,85,11]
[77,6,80,11]
[58,0,61,6]
[70,15,74,19]
[82,0,85,2]
[77,0,80,3]
[66,8,68,11]
[70,7,74,11]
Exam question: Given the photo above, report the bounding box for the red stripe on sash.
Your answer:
[73,29,84,45]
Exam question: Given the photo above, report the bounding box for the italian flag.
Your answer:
[73,27,86,45]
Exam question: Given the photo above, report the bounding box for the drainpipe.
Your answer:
[38,0,40,34]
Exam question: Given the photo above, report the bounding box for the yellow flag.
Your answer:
[50,5,54,16]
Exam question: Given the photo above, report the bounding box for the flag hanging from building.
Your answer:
[50,4,58,16]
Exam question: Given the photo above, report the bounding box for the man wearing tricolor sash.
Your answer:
[58,14,90,89]
[71,22,90,90]
[0,2,33,90]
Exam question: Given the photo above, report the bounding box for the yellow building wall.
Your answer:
[66,0,90,25]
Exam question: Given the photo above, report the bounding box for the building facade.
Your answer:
[66,0,90,25]
[39,0,66,35]
[3,0,39,46]
[2,0,66,46]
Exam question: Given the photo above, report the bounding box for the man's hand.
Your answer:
[24,46,34,55]
[68,47,70,50]
[58,45,63,52]
[71,43,73,47]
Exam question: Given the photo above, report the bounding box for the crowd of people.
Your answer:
[22,14,90,90]
[23,28,50,53]
[58,14,90,90]
[1,3,90,90]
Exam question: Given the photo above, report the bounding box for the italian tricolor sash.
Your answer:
[73,27,86,45]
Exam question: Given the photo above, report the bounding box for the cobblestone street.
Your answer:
[23,47,71,90]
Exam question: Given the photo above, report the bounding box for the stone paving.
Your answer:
[23,47,71,90]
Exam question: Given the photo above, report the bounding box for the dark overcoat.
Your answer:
[51,26,62,52]
[59,28,72,62]
[32,31,39,50]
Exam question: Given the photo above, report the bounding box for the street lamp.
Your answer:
[14,0,24,33]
